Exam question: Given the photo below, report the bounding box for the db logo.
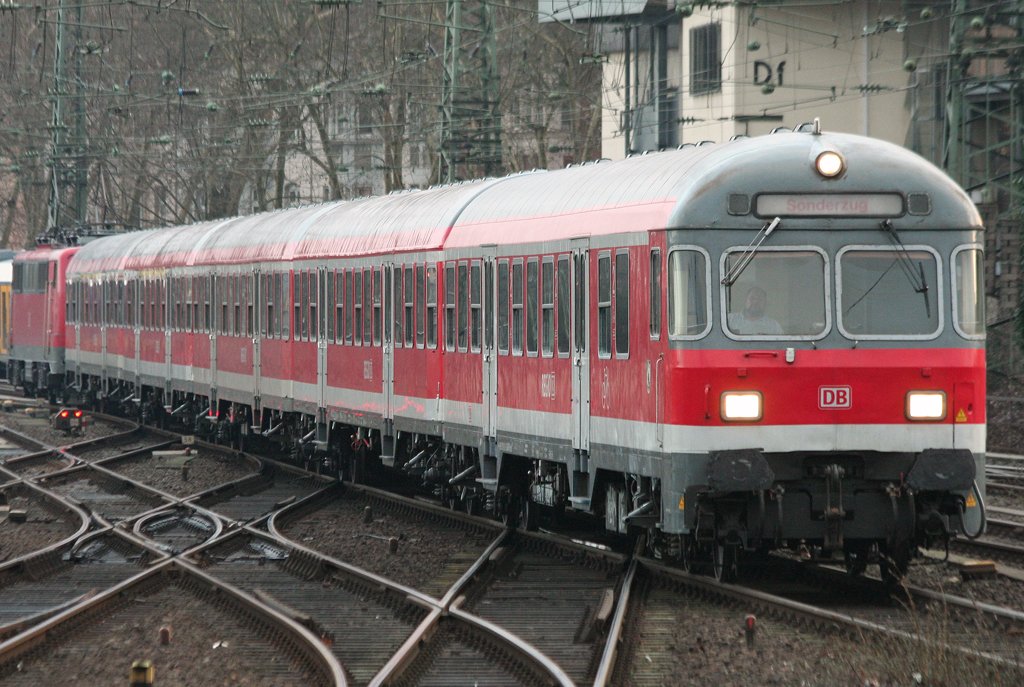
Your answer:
[819,385,852,409]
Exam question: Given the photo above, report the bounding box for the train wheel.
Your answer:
[713,541,739,583]
[679,535,696,573]
[500,494,520,529]
[879,544,910,586]
[520,497,538,532]
[844,543,869,577]
[462,491,479,516]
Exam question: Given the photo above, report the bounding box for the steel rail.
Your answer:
[592,540,642,687]
[446,605,576,687]
[0,479,91,573]
[641,556,1024,671]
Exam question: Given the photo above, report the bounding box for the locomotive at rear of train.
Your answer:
[8,127,986,579]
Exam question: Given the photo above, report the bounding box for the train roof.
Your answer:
[66,130,981,276]
[446,131,981,245]
[69,180,499,275]
[14,245,79,264]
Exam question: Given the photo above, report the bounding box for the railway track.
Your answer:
[1,414,1023,685]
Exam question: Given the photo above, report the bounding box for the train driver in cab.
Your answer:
[728,286,782,335]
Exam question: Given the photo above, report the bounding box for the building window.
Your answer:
[690,23,721,95]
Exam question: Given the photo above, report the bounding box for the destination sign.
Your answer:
[755,193,903,217]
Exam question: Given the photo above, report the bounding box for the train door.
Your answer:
[382,263,394,423]
[164,274,172,396]
[209,274,218,406]
[100,279,108,386]
[44,261,55,360]
[252,268,261,401]
[316,267,328,410]
[571,239,590,452]
[482,252,497,448]
[132,279,140,388]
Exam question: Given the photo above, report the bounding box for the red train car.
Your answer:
[9,244,78,399]
[55,128,985,580]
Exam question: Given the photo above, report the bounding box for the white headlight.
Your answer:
[906,391,946,421]
[815,150,845,178]
[721,391,762,421]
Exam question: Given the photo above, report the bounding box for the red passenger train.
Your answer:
[9,126,987,579]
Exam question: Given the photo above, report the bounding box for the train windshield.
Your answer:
[722,249,827,338]
[839,248,939,337]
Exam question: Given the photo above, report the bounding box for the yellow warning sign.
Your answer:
[955,408,968,423]
[966,492,978,508]
[678,496,686,511]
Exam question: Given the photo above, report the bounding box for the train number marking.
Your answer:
[363,360,373,380]
[818,386,851,409]
[540,372,556,400]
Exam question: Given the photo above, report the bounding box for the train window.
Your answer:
[426,265,437,349]
[526,259,539,356]
[334,271,343,344]
[235,275,242,337]
[246,275,253,337]
[953,247,984,339]
[598,254,612,358]
[321,272,333,341]
[383,267,392,345]
[557,256,570,356]
[615,251,629,357]
[416,265,426,348]
[345,270,354,344]
[724,249,827,339]
[541,258,554,357]
[650,249,662,340]
[189,277,197,332]
[394,267,404,347]
[309,271,318,341]
[220,276,228,336]
[575,255,586,353]
[458,262,469,352]
[483,261,493,350]
[668,250,709,338]
[445,263,456,351]
[512,261,524,356]
[264,275,273,338]
[300,272,310,340]
[353,269,363,345]
[160,280,166,329]
[207,276,214,334]
[838,247,937,339]
[404,266,414,347]
[497,261,510,355]
[373,268,382,345]
[471,261,482,353]
[363,268,373,345]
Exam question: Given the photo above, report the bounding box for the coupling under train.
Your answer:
[6,125,987,579]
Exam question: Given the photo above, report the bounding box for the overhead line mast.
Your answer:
[439,0,501,183]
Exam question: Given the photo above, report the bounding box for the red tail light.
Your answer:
[59,410,69,418]
[73,410,83,418]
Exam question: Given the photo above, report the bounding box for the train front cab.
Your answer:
[9,246,77,400]
[657,219,985,580]
[0,258,12,376]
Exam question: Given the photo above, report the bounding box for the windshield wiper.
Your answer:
[880,219,930,318]
[721,217,781,286]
